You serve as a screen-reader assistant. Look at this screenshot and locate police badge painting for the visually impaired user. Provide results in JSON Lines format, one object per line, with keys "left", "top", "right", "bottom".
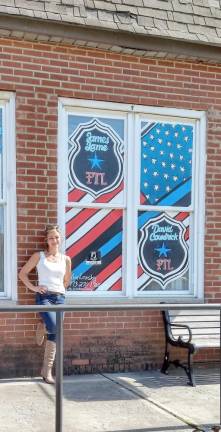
{"left": 138, "top": 213, "right": 189, "bottom": 289}
{"left": 68, "top": 118, "right": 124, "bottom": 202}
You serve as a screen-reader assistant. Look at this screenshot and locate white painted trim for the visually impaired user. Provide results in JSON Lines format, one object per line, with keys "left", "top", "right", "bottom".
{"left": 133, "top": 114, "right": 142, "bottom": 297}
{"left": 65, "top": 202, "right": 126, "bottom": 210}
{"left": 125, "top": 112, "right": 136, "bottom": 298}
{"left": 57, "top": 100, "right": 68, "bottom": 253}
{"left": 0, "top": 92, "right": 16, "bottom": 300}
{"left": 196, "top": 114, "right": 206, "bottom": 300}
{"left": 120, "top": 114, "right": 129, "bottom": 297}
{"left": 60, "top": 98, "right": 132, "bottom": 113}
{"left": 137, "top": 205, "right": 194, "bottom": 212}
{"left": 66, "top": 108, "right": 128, "bottom": 122}
{"left": 66, "top": 290, "right": 123, "bottom": 298}
{"left": 188, "top": 213, "right": 194, "bottom": 297}
{"left": 133, "top": 105, "right": 205, "bottom": 120}
{"left": 59, "top": 98, "right": 205, "bottom": 120}
{"left": 192, "top": 120, "right": 199, "bottom": 299}
{"left": 135, "top": 290, "right": 195, "bottom": 298}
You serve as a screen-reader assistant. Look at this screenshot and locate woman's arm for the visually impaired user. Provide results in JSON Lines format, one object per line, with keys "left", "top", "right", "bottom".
{"left": 64, "top": 255, "right": 72, "bottom": 289}
{"left": 19, "top": 252, "right": 47, "bottom": 294}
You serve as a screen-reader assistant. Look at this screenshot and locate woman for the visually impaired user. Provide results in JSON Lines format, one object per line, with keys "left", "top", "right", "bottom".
{"left": 19, "top": 224, "right": 71, "bottom": 384}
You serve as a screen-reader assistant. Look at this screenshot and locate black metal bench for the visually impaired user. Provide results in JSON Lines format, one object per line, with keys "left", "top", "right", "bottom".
{"left": 161, "top": 308, "right": 220, "bottom": 386}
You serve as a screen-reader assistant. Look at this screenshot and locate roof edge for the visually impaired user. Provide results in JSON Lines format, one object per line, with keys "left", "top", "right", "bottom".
{"left": 0, "top": 14, "right": 221, "bottom": 63}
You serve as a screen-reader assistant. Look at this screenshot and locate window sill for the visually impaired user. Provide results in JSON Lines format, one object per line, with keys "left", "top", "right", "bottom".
{"left": 65, "top": 296, "right": 204, "bottom": 306}
{"left": 0, "top": 298, "right": 17, "bottom": 306}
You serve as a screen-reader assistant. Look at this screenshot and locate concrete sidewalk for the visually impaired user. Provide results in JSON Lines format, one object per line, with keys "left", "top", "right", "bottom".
{"left": 0, "top": 367, "right": 219, "bottom": 432}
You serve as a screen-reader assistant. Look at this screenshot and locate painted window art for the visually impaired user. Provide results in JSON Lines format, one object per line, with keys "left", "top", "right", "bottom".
{"left": 0, "top": 109, "right": 3, "bottom": 292}
{"left": 66, "top": 114, "right": 125, "bottom": 293}
{"left": 68, "top": 115, "right": 124, "bottom": 205}
{"left": 66, "top": 207, "right": 123, "bottom": 292}
{"left": 137, "top": 211, "right": 190, "bottom": 292}
{"left": 137, "top": 119, "right": 194, "bottom": 293}
{"left": 59, "top": 100, "right": 205, "bottom": 299}
{"left": 0, "top": 108, "right": 2, "bottom": 200}
{"left": 140, "top": 122, "right": 193, "bottom": 207}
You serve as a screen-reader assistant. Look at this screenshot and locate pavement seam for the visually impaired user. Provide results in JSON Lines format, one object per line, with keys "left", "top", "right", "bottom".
{"left": 100, "top": 373, "right": 204, "bottom": 431}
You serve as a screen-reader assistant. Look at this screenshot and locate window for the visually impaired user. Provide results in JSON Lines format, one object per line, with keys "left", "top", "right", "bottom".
{"left": 58, "top": 100, "right": 206, "bottom": 300}
{"left": 0, "top": 93, "right": 16, "bottom": 299}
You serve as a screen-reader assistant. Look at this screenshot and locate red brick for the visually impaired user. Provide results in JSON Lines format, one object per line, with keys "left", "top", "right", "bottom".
{"left": 0, "top": 37, "right": 219, "bottom": 376}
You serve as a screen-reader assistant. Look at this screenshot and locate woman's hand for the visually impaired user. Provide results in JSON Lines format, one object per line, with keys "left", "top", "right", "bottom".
{"left": 35, "top": 285, "right": 48, "bottom": 294}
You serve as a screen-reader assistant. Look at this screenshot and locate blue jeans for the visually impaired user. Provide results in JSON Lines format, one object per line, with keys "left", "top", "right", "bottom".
{"left": 36, "top": 292, "right": 65, "bottom": 342}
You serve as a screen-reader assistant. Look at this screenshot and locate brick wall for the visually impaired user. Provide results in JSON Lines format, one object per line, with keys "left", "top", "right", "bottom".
{"left": 0, "top": 38, "right": 220, "bottom": 377}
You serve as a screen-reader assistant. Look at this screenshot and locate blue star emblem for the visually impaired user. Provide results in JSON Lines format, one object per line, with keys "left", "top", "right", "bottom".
{"left": 88, "top": 153, "right": 104, "bottom": 169}
{"left": 155, "top": 242, "right": 171, "bottom": 257}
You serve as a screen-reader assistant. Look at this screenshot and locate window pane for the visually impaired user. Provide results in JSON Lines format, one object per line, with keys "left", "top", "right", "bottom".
{"left": 0, "top": 207, "right": 4, "bottom": 292}
{"left": 65, "top": 207, "right": 123, "bottom": 292}
{"left": 68, "top": 115, "right": 125, "bottom": 205}
{"left": 0, "top": 108, "right": 2, "bottom": 200}
{"left": 137, "top": 211, "right": 190, "bottom": 292}
{"left": 140, "top": 121, "right": 193, "bottom": 207}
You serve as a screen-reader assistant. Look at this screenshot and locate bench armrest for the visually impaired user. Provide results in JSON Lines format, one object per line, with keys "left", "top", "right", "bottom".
{"left": 169, "top": 322, "right": 192, "bottom": 344}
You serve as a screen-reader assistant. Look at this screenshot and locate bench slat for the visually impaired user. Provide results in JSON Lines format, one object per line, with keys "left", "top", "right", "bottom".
{"left": 192, "top": 339, "right": 220, "bottom": 348}
{"left": 172, "top": 329, "right": 220, "bottom": 338}
{"left": 169, "top": 310, "right": 220, "bottom": 317}
{"left": 170, "top": 331, "right": 220, "bottom": 344}
{"left": 170, "top": 316, "right": 220, "bottom": 323}
{"left": 170, "top": 340, "right": 220, "bottom": 348}
{"left": 171, "top": 333, "right": 220, "bottom": 341}
{"left": 192, "top": 334, "right": 220, "bottom": 339}
{"left": 170, "top": 318, "right": 219, "bottom": 325}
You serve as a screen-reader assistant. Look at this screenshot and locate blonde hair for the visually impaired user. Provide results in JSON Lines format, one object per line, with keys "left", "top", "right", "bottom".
{"left": 45, "top": 224, "right": 61, "bottom": 250}
{"left": 45, "top": 224, "right": 61, "bottom": 236}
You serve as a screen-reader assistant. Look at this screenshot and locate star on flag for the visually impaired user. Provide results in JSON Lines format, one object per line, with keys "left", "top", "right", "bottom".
{"left": 140, "top": 122, "right": 193, "bottom": 205}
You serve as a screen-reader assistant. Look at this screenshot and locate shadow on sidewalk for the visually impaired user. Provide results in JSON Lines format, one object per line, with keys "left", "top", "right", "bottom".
{"left": 61, "top": 368, "right": 220, "bottom": 402}
{"left": 120, "top": 371, "right": 220, "bottom": 388}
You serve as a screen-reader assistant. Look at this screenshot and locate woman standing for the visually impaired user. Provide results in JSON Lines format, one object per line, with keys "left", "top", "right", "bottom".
{"left": 19, "top": 224, "right": 71, "bottom": 384}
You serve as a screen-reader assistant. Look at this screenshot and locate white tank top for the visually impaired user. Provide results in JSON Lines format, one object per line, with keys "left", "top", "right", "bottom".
{"left": 37, "top": 251, "right": 66, "bottom": 294}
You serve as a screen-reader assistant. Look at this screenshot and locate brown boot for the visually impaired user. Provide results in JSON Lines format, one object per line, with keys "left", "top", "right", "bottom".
{"left": 36, "top": 321, "right": 46, "bottom": 346}
{"left": 41, "top": 340, "right": 56, "bottom": 384}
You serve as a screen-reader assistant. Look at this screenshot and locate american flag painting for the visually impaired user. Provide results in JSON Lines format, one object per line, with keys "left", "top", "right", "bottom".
{"left": 140, "top": 121, "right": 193, "bottom": 207}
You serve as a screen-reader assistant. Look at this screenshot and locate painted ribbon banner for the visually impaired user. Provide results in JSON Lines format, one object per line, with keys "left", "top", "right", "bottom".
{"left": 138, "top": 213, "right": 189, "bottom": 289}
{"left": 68, "top": 117, "right": 124, "bottom": 203}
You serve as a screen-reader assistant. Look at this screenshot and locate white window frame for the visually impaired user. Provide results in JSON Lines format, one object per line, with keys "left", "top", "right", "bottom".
{"left": 0, "top": 92, "right": 16, "bottom": 300}
{"left": 58, "top": 99, "right": 206, "bottom": 301}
